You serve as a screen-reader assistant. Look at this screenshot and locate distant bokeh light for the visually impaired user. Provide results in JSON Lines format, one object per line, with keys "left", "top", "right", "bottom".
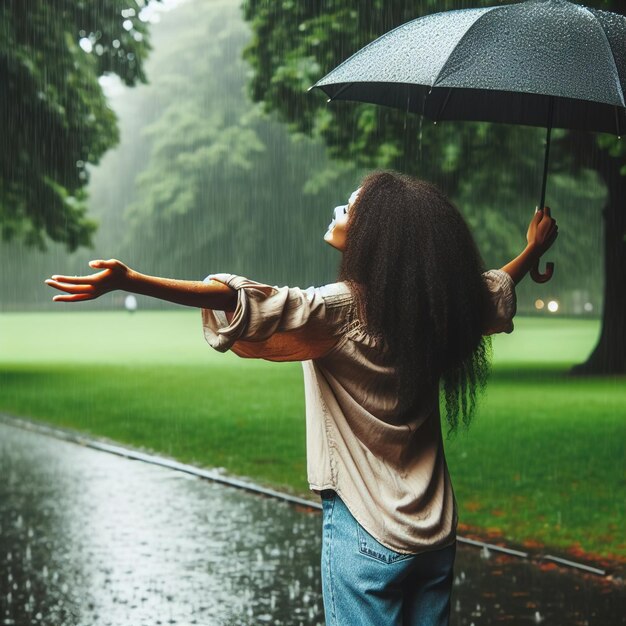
{"left": 124, "top": 294, "right": 138, "bottom": 313}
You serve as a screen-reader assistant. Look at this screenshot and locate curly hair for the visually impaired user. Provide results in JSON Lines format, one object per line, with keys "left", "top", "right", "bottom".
{"left": 337, "top": 170, "right": 495, "bottom": 436}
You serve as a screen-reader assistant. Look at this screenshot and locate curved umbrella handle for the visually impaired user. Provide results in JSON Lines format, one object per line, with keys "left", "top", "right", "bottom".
{"left": 530, "top": 257, "right": 554, "bottom": 283}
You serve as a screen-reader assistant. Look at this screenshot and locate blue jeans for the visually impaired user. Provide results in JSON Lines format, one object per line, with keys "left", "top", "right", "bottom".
{"left": 320, "top": 489, "right": 456, "bottom": 626}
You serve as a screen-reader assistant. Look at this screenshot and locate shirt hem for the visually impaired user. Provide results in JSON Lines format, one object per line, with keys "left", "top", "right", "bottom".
{"left": 309, "top": 482, "right": 457, "bottom": 556}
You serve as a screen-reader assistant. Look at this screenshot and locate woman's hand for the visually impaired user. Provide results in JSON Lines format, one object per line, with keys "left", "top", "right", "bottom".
{"left": 501, "top": 208, "right": 559, "bottom": 285}
{"left": 45, "top": 259, "right": 132, "bottom": 302}
{"left": 526, "top": 206, "right": 558, "bottom": 257}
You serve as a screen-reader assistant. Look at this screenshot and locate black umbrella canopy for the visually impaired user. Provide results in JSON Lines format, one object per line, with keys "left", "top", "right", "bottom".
{"left": 311, "top": 0, "right": 626, "bottom": 134}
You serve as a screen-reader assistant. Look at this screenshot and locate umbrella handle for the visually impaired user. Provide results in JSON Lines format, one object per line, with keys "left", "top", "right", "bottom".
{"left": 530, "top": 257, "right": 554, "bottom": 283}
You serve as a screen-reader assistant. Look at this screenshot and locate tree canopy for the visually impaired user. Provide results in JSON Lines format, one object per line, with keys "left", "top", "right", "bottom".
{"left": 0, "top": 0, "right": 161, "bottom": 251}
{"left": 242, "top": 0, "right": 624, "bottom": 176}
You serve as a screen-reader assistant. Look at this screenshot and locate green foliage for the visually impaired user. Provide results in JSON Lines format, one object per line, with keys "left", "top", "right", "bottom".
{"left": 118, "top": 0, "right": 361, "bottom": 287}
{"left": 0, "top": 0, "right": 608, "bottom": 308}
{"left": 0, "top": 0, "right": 161, "bottom": 250}
{"left": 0, "top": 0, "right": 370, "bottom": 309}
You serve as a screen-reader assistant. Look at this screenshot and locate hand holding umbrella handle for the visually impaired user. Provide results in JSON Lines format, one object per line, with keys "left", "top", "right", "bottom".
{"left": 526, "top": 207, "right": 558, "bottom": 283}
{"left": 530, "top": 258, "right": 554, "bottom": 283}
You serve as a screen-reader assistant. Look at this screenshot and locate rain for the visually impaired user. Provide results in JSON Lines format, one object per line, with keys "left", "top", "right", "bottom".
{"left": 0, "top": 0, "right": 624, "bottom": 624}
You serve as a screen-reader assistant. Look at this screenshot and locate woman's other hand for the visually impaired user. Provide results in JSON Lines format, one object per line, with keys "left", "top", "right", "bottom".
{"left": 45, "top": 259, "right": 131, "bottom": 302}
{"left": 526, "top": 207, "right": 558, "bottom": 257}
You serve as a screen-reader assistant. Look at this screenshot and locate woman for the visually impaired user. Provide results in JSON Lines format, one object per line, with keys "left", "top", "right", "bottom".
{"left": 45, "top": 170, "right": 558, "bottom": 626}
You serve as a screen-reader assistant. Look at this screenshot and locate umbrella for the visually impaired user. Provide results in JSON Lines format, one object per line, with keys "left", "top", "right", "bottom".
{"left": 309, "top": 0, "right": 626, "bottom": 283}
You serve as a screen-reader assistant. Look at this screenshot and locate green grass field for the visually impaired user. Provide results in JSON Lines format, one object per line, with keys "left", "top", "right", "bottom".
{"left": 0, "top": 310, "right": 624, "bottom": 563}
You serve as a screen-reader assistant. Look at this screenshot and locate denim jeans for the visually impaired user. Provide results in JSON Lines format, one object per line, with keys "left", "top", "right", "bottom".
{"left": 320, "top": 489, "right": 456, "bottom": 626}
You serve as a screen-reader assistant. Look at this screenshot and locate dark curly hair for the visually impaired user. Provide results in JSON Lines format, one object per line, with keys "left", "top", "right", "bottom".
{"left": 338, "top": 170, "right": 495, "bottom": 436}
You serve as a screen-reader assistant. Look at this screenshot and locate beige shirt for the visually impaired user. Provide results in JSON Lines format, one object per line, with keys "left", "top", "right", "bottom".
{"left": 201, "top": 269, "right": 517, "bottom": 554}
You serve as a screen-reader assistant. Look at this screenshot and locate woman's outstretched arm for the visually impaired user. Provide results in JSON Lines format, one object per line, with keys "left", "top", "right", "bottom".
{"left": 500, "top": 206, "right": 558, "bottom": 285}
{"left": 45, "top": 259, "right": 238, "bottom": 311}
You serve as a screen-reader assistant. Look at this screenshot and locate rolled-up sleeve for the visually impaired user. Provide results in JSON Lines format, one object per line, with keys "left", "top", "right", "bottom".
{"left": 481, "top": 269, "right": 517, "bottom": 335}
{"left": 201, "top": 273, "right": 351, "bottom": 362}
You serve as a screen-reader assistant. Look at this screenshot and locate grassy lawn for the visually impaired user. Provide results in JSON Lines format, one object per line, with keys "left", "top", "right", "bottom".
{"left": 0, "top": 310, "right": 624, "bottom": 563}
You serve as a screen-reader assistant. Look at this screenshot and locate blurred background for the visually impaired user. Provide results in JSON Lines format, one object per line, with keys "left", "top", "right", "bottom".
{"left": 0, "top": 0, "right": 610, "bottom": 317}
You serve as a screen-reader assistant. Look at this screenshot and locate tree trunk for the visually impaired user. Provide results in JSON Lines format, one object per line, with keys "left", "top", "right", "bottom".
{"left": 569, "top": 140, "right": 626, "bottom": 376}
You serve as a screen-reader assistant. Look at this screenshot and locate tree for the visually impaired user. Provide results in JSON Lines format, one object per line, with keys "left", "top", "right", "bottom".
{"left": 242, "top": 0, "right": 626, "bottom": 375}
{"left": 0, "top": 0, "right": 161, "bottom": 251}
{"left": 111, "top": 0, "right": 362, "bottom": 289}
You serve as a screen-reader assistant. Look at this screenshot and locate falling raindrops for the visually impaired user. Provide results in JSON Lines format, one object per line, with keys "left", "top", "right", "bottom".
{"left": 0, "top": 1, "right": 624, "bottom": 626}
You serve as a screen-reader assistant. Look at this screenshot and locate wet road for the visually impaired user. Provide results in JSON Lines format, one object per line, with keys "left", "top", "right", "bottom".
{"left": 0, "top": 421, "right": 623, "bottom": 626}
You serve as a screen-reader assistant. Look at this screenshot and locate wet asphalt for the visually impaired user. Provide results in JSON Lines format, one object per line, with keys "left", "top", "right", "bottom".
{"left": 0, "top": 421, "right": 623, "bottom": 626}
